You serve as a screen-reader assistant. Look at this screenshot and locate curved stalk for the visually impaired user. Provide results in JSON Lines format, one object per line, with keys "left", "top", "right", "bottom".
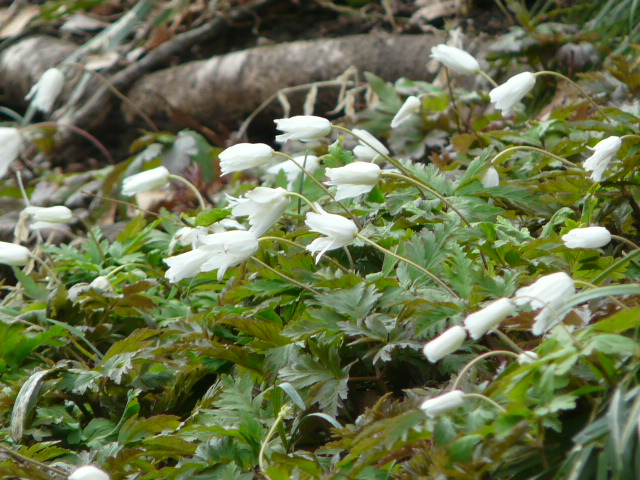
{"left": 251, "top": 256, "right": 320, "bottom": 295}
{"left": 258, "top": 405, "right": 292, "bottom": 476}
{"left": 464, "top": 393, "right": 507, "bottom": 412}
{"left": 593, "top": 249, "right": 640, "bottom": 285}
{"left": 167, "top": 174, "right": 207, "bottom": 210}
{"left": 478, "top": 69, "right": 499, "bottom": 87}
{"left": 491, "top": 145, "right": 579, "bottom": 169}
{"left": 452, "top": 350, "right": 520, "bottom": 390}
{"left": 534, "top": 71, "right": 611, "bottom": 123}
{"left": 356, "top": 233, "right": 459, "bottom": 298}
{"left": 259, "top": 235, "right": 350, "bottom": 273}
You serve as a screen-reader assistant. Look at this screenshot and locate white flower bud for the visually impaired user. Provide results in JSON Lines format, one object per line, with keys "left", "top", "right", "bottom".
{"left": 430, "top": 44, "right": 480, "bottom": 75}
{"left": 352, "top": 129, "right": 389, "bottom": 161}
{"left": 464, "top": 298, "right": 516, "bottom": 340}
{"left": 0, "top": 127, "right": 24, "bottom": 178}
{"left": 562, "top": 226, "right": 611, "bottom": 249}
{"left": 517, "top": 351, "right": 539, "bottom": 365}
{"left": 481, "top": 167, "right": 500, "bottom": 188}
{"left": 121, "top": 166, "right": 170, "bottom": 196}
{"left": 420, "top": 390, "right": 465, "bottom": 417}
{"left": 68, "top": 465, "right": 110, "bottom": 480}
{"left": 583, "top": 136, "right": 621, "bottom": 182}
{"left": 26, "top": 68, "right": 65, "bottom": 114}
{"left": 274, "top": 115, "right": 332, "bottom": 143}
{"left": 423, "top": 325, "right": 467, "bottom": 363}
{"left": 0, "top": 241, "right": 31, "bottom": 266}
{"left": 304, "top": 204, "right": 358, "bottom": 263}
{"left": 325, "top": 162, "right": 381, "bottom": 200}
{"left": 489, "top": 72, "right": 536, "bottom": 115}
{"left": 391, "top": 96, "right": 421, "bottom": 129}
{"left": 219, "top": 143, "right": 274, "bottom": 175}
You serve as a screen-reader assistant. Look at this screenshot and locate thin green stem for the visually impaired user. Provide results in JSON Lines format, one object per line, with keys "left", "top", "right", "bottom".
{"left": 478, "top": 69, "right": 499, "bottom": 88}
{"left": 573, "top": 280, "right": 628, "bottom": 310}
{"left": 621, "top": 134, "right": 640, "bottom": 143}
{"left": 490, "top": 327, "right": 525, "bottom": 353}
{"left": 0, "top": 444, "right": 66, "bottom": 477}
{"left": 259, "top": 236, "right": 350, "bottom": 273}
{"left": 381, "top": 171, "right": 488, "bottom": 270}
{"left": 274, "top": 151, "right": 362, "bottom": 228}
{"left": 534, "top": 71, "right": 611, "bottom": 123}
{"left": 492, "top": 145, "right": 579, "bottom": 169}
{"left": 103, "top": 263, "right": 149, "bottom": 280}
{"left": 332, "top": 125, "right": 413, "bottom": 177}
{"left": 593, "top": 249, "right": 640, "bottom": 285}
{"left": 464, "top": 393, "right": 507, "bottom": 412}
{"left": 356, "top": 233, "right": 459, "bottom": 298}
{"left": 168, "top": 174, "right": 207, "bottom": 210}
{"left": 611, "top": 234, "right": 640, "bottom": 251}
{"left": 285, "top": 191, "right": 318, "bottom": 211}
{"left": 452, "top": 350, "right": 520, "bottom": 390}
{"left": 259, "top": 405, "right": 292, "bottom": 476}
{"left": 251, "top": 256, "right": 320, "bottom": 295}
{"left": 29, "top": 254, "right": 61, "bottom": 286}
{"left": 444, "top": 68, "right": 462, "bottom": 132}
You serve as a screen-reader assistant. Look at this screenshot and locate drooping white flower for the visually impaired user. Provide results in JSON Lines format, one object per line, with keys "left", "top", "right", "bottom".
{"left": 352, "top": 129, "right": 389, "bottom": 161}
{"left": 562, "top": 226, "right": 611, "bottom": 249}
{"left": 227, "top": 186, "right": 289, "bottom": 236}
{"left": 169, "top": 226, "right": 209, "bottom": 253}
{"left": 304, "top": 204, "right": 358, "bottom": 263}
{"left": 219, "top": 143, "right": 274, "bottom": 175}
{"left": 391, "top": 96, "right": 421, "bottom": 128}
{"left": 164, "top": 230, "right": 259, "bottom": 282}
{"left": 430, "top": 44, "right": 480, "bottom": 75}
{"left": 515, "top": 272, "right": 575, "bottom": 335}
{"left": 25, "top": 68, "right": 65, "bottom": 114}
{"left": 0, "top": 241, "right": 31, "bottom": 266}
{"left": 325, "top": 162, "right": 381, "bottom": 200}
{"left": 464, "top": 298, "right": 516, "bottom": 340}
{"left": 583, "top": 136, "right": 621, "bottom": 182}
{"left": 23, "top": 205, "right": 73, "bottom": 230}
{"left": 274, "top": 115, "right": 332, "bottom": 143}
{"left": 517, "top": 351, "right": 539, "bottom": 365}
{"left": 68, "top": 465, "right": 110, "bottom": 480}
{"left": 0, "top": 127, "right": 24, "bottom": 178}
{"left": 267, "top": 154, "right": 320, "bottom": 188}
{"left": 420, "top": 390, "right": 465, "bottom": 417}
{"left": 121, "top": 166, "right": 170, "bottom": 196}
{"left": 489, "top": 72, "right": 536, "bottom": 115}
{"left": 423, "top": 325, "right": 467, "bottom": 363}
{"left": 481, "top": 167, "right": 500, "bottom": 188}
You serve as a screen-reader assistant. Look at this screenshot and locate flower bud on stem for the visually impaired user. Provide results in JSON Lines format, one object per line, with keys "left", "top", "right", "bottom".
{"left": 259, "top": 405, "right": 292, "bottom": 477}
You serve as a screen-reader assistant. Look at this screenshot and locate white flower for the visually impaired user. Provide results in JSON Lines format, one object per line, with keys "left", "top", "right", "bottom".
{"left": 430, "top": 44, "right": 480, "bottom": 75}
{"left": 0, "top": 127, "right": 24, "bottom": 178}
{"left": 304, "top": 204, "right": 358, "bottom": 263}
{"left": 489, "top": 72, "right": 536, "bottom": 115}
{"left": 517, "top": 351, "right": 539, "bottom": 365}
{"left": 274, "top": 115, "right": 332, "bottom": 143}
{"left": 219, "top": 143, "right": 274, "bottom": 175}
{"left": 515, "top": 272, "right": 575, "bottom": 335}
{"left": 68, "top": 276, "right": 113, "bottom": 302}
{"left": 267, "top": 154, "right": 320, "bottom": 188}
{"left": 227, "top": 186, "right": 289, "bottom": 236}
{"left": 0, "top": 241, "right": 31, "bottom": 266}
{"left": 24, "top": 205, "right": 73, "bottom": 229}
{"left": 562, "top": 226, "right": 611, "bottom": 249}
{"left": 68, "top": 465, "right": 110, "bottom": 480}
{"left": 325, "top": 162, "right": 381, "bottom": 200}
{"left": 25, "top": 68, "right": 65, "bottom": 114}
{"left": 481, "top": 167, "right": 500, "bottom": 188}
{"left": 420, "top": 390, "right": 465, "bottom": 417}
{"left": 352, "top": 129, "right": 389, "bottom": 161}
{"left": 391, "top": 96, "right": 421, "bottom": 128}
{"left": 583, "top": 136, "right": 621, "bottom": 182}
{"left": 169, "top": 226, "right": 209, "bottom": 252}
{"left": 164, "top": 230, "right": 259, "bottom": 282}
{"left": 464, "top": 298, "right": 516, "bottom": 340}
{"left": 121, "top": 166, "right": 170, "bottom": 196}
{"left": 423, "top": 325, "right": 467, "bottom": 363}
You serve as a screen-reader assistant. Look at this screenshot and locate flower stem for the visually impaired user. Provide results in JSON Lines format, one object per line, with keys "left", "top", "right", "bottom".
{"left": 259, "top": 405, "right": 292, "bottom": 476}
{"left": 381, "top": 171, "right": 488, "bottom": 270}
{"left": 593, "top": 249, "right": 640, "bottom": 285}
{"left": 464, "top": 393, "right": 507, "bottom": 412}
{"left": 274, "top": 152, "right": 361, "bottom": 228}
{"left": 331, "top": 125, "right": 413, "bottom": 177}
{"left": 259, "top": 236, "right": 350, "bottom": 273}
{"left": 490, "top": 327, "right": 525, "bottom": 353}
{"left": 621, "top": 134, "right": 640, "bottom": 143}
{"left": 478, "top": 69, "right": 499, "bottom": 88}
{"left": 250, "top": 256, "right": 320, "bottom": 295}
{"left": 285, "top": 191, "right": 318, "bottom": 211}
{"left": 611, "top": 234, "right": 640, "bottom": 251}
{"left": 491, "top": 145, "right": 579, "bottom": 169}
{"left": 452, "top": 350, "right": 520, "bottom": 390}
{"left": 533, "top": 71, "right": 611, "bottom": 123}
{"left": 356, "top": 233, "right": 459, "bottom": 298}
{"left": 167, "top": 174, "right": 207, "bottom": 210}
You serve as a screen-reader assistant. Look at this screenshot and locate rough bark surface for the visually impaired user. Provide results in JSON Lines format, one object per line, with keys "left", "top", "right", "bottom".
{"left": 125, "top": 33, "right": 444, "bottom": 132}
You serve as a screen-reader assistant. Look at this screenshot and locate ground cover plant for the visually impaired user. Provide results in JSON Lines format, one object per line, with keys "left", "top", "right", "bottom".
{"left": 1, "top": 1, "right": 640, "bottom": 479}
